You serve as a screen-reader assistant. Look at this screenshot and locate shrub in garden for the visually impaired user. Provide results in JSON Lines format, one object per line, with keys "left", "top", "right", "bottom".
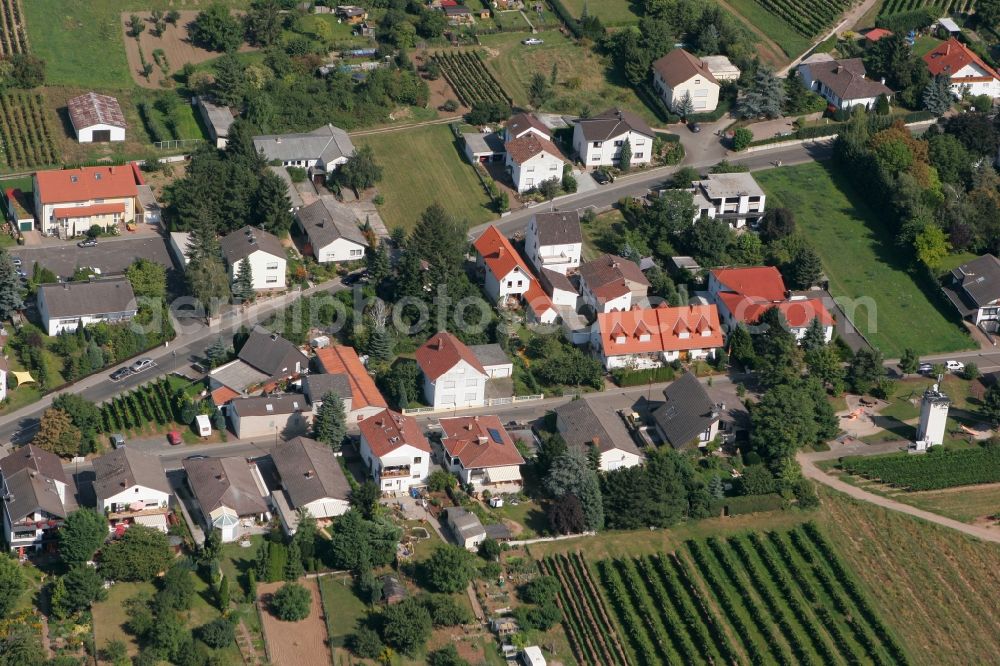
{"left": 269, "top": 582, "right": 311, "bottom": 621}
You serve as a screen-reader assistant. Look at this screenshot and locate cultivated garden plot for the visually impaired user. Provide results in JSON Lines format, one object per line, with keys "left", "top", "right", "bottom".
{"left": 433, "top": 51, "right": 512, "bottom": 109}
{"left": 0, "top": 0, "right": 27, "bottom": 57}
{"left": 880, "top": 0, "right": 977, "bottom": 16}
{"left": 0, "top": 92, "right": 58, "bottom": 169}
{"left": 546, "top": 525, "right": 909, "bottom": 666}
{"left": 749, "top": 0, "right": 852, "bottom": 38}
{"left": 257, "top": 579, "right": 331, "bottom": 666}
{"left": 840, "top": 446, "right": 1000, "bottom": 491}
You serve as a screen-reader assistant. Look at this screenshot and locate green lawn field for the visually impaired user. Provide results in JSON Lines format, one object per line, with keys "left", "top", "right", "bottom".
{"left": 478, "top": 31, "right": 661, "bottom": 126}
{"left": 561, "top": 0, "right": 642, "bottom": 25}
{"left": 357, "top": 123, "right": 494, "bottom": 231}
{"left": 757, "top": 162, "right": 972, "bottom": 357}
{"left": 721, "top": 0, "right": 813, "bottom": 57}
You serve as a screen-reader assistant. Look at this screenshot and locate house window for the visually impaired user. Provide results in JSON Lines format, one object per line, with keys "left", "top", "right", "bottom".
{"left": 414, "top": 457, "right": 422, "bottom": 464}
{"left": 635, "top": 153, "right": 644, "bottom": 159}
{"left": 466, "top": 379, "right": 478, "bottom": 387}
{"left": 350, "top": 249, "right": 363, "bottom": 257}
{"left": 635, "top": 139, "right": 645, "bottom": 146}
{"left": 614, "top": 140, "right": 623, "bottom": 147}
{"left": 265, "top": 276, "right": 278, "bottom": 284}
{"left": 549, "top": 164, "right": 558, "bottom": 170}
{"left": 592, "top": 141, "right": 602, "bottom": 148}
{"left": 527, "top": 166, "right": 535, "bottom": 172}
{"left": 591, "top": 154, "right": 601, "bottom": 161}
{"left": 442, "top": 380, "right": 456, "bottom": 389}
{"left": 506, "top": 280, "right": 513, "bottom": 288}
{"left": 464, "top": 392, "right": 478, "bottom": 402}
{"left": 516, "top": 280, "right": 523, "bottom": 287}
{"left": 266, "top": 262, "right": 279, "bottom": 270}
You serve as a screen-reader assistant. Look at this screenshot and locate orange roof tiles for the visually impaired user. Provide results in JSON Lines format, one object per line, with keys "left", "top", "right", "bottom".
{"left": 358, "top": 409, "right": 430, "bottom": 457}
{"left": 711, "top": 266, "right": 787, "bottom": 302}
{"left": 924, "top": 38, "right": 1000, "bottom": 80}
{"left": 53, "top": 203, "right": 125, "bottom": 219}
{"left": 523, "top": 280, "right": 555, "bottom": 317}
{"left": 440, "top": 415, "right": 525, "bottom": 469}
{"left": 210, "top": 386, "right": 240, "bottom": 406}
{"left": 315, "top": 345, "right": 387, "bottom": 410}
{"left": 504, "top": 133, "right": 565, "bottom": 165}
{"left": 35, "top": 166, "right": 138, "bottom": 205}
{"left": 596, "top": 304, "right": 724, "bottom": 356}
{"left": 415, "top": 331, "right": 486, "bottom": 382}
{"left": 474, "top": 225, "right": 533, "bottom": 283}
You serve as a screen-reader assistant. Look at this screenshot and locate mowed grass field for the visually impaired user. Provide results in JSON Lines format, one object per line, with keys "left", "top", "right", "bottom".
{"left": 821, "top": 489, "right": 1000, "bottom": 664}
{"left": 888, "top": 484, "right": 1000, "bottom": 523}
{"left": 720, "top": 0, "right": 812, "bottom": 56}
{"left": 356, "top": 123, "right": 494, "bottom": 231}
{"left": 561, "top": 0, "right": 642, "bottom": 24}
{"left": 478, "top": 31, "right": 660, "bottom": 126}
{"left": 757, "top": 163, "right": 972, "bottom": 357}
{"left": 24, "top": 0, "right": 251, "bottom": 89}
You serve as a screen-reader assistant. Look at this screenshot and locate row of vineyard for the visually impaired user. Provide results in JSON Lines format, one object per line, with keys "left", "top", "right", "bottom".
{"left": 840, "top": 445, "right": 1000, "bottom": 490}
{"left": 540, "top": 553, "right": 629, "bottom": 666}
{"left": 0, "top": 92, "right": 59, "bottom": 169}
{"left": 433, "top": 51, "right": 511, "bottom": 107}
{"left": 752, "top": 0, "right": 852, "bottom": 36}
{"left": 580, "top": 524, "right": 909, "bottom": 665}
{"left": 98, "top": 378, "right": 180, "bottom": 434}
{"left": 880, "top": 0, "right": 976, "bottom": 16}
{"left": 0, "top": 0, "right": 27, "bottom": 57}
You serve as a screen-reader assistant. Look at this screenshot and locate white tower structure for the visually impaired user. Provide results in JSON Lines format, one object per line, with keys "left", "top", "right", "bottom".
{"left": 915, "top": 379, "right": 950, "bottom": 449}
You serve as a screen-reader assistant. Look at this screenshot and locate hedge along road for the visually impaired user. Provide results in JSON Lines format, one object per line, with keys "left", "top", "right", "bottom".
{"left": 798, "top": 448, "right": 1000, "bottom": 544}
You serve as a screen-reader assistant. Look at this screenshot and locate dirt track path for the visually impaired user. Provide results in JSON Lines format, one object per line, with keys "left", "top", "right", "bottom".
{"left": 798, "top": 450, "right": 1000, "bottom": 544}
{"left": 713, "top": 0, "right": 788, "bottom": 67}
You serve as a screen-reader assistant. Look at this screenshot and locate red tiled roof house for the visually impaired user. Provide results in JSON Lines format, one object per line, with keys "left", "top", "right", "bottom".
{"left": 358, "top": 409, "right": 431, "bottom": 493}
{"left": 415, "top": 331, "right": 490, "bottom": 409}
{"left": 708, "top": 266, "right": 834, "bottom": 342}
{"left": 33, "top": 165, "right": 139, "bottom": 239}
{"left": 591, "top": 304, "right": 724, "bottom": 370}
{"left": 924, "top": 37, "right": 1000, "bottom": 99}
{"left": 439, "top": 416, "right": 525, "bottom": 490}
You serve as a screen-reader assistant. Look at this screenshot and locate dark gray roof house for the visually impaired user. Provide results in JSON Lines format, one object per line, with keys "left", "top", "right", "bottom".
{"left": 554, "top": 396, "right": 641, "bottom": 457}
{"left": 183, "top": 456, "right": 269, "bottom": 517}
{"left": 273, "top": 436, "right": 351, "bottom": 509}
{"left": 219, "top": 226, "right": 286, "bottom": 266}
{"left": 575, "top": 108, "right": 655, "bottom": 142}
{"left": 92, "top": 447, "right": 171, "bottom": 502}
{"left": 253, "top": 124, "right": 355, "bottom": 173}
{"left": 943, "top": 254, "right": 1000, "bottom": 321}
{"left": 0, "top": 445, "right": 73, "bottom": 523}
{"left": 532, "top": 211, "right": 583, "bottom": 246}
{"left": 296, "top": 197, "right": 370, "bottom": 253}
{"left": 653, "top": 372, "right": 720, "bottom": 449}
{"left": 302, "top": 373, "right": 353, "bottom": 406}
{"left": 37, "top": 278, "right": 137, "bottom": 323}
{"left": 238, "top": 327, "right": 309, "bottom": 381}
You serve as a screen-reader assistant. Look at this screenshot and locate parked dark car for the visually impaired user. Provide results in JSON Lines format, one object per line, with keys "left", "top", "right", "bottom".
{"left": 109, "top": 367, "right": 132, "bottom": 381}
{"left": 593, "top": 170, "right": 613, "bottom": 185}
{"left": 77, "top": 238, "right": 97, "bottom": 248}
{"left": 688, "top": 122, "right": 702, "bottom": 133}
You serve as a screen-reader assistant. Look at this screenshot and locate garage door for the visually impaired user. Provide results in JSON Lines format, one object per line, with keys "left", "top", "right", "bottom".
{"left": 92, "top": 130, "right": 111, "bottom": 142}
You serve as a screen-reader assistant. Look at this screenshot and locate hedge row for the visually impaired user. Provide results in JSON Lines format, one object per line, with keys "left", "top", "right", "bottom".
{"left": 710, "top": 493, "right": 787, "bottom": 516}
{"left": 611, "top": 365, "right": 677, "bottom": 387}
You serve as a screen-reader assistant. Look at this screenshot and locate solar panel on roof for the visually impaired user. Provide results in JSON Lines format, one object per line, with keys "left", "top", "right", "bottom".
{"left": 488, "top": 428, "right": 503, "bottom": 444}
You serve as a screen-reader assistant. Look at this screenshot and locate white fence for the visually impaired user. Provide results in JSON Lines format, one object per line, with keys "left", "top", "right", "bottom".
{"left": 402, "top": 394, "right": 544, "bottom": 415}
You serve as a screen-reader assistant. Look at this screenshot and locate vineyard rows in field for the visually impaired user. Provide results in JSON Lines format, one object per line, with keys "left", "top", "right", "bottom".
{"left": 840, "top": 445, "right": 1000, "bottom": 490}
{"left": 433, "top": 51, "right": 511, "bottom": 107}
{"left": 0, "top": 92, "right": 58, "bottom": 169}
{"left": 880, "top": 0, "right": 976, "bottom": 15}
{"left": 752, "top": 0, "right": 852, "bottom": 36}
{"left": 0, "top": 0, "right": 27, "bottom": 57}
{"left": 546, "top": 524, "right": 909, "bottom": 665}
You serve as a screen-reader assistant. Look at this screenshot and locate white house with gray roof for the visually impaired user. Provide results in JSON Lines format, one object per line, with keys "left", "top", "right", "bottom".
{"left": 1, "top": 445, "right": 75, "bottom": 552}
{"left": 37, "top": 278, "right": 138, "bottom": 336}
{"left": 943, "top": 253, "right": 1000, "bottom": 332}
{"left": 253, "top": 124, "right": 355, "bottom": 178}
{"left": 228, "top": 394, "right": 312, "bottom": 439}
{"left": 524, "top": 211, "right": 583, "bottom": 275}
{"left": 571, "top": 108, "right": 655, "bottom": 168}
{"left": 690, "top": 172, "right": 766, "bottom": 228}
{"left": 554, "top": 396, "right": 643, "bottom": 471}
{"left": 296, "top": 196, "right": 369, "bottom": 263}
{"left": 183, "top": 456, "right": 269, "bottom": 542}
{"left": 219, "top": 226, "right": 287, "bottom": 291}
{"left": 271, "top": 436, "right": 350, "bottom": 534}
{"left": 92, "top": 447, "right": 172, "bottom": 533}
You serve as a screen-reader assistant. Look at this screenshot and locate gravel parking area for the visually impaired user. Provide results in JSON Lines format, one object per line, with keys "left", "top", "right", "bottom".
{"left": 11, "top": 236, "right": 176, "bottom": 280}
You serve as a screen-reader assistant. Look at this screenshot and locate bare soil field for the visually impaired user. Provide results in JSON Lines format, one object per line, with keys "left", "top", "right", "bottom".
{"left": 257, "top": 579, "right": 330, "bottom": 666}
{"left": 121, "top": 10, "right": 255, "bottom": 88}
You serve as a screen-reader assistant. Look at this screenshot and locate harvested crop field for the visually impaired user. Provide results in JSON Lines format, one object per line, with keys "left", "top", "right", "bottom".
{"left": 257, "top": 579, "right": 330, "bottom": 666}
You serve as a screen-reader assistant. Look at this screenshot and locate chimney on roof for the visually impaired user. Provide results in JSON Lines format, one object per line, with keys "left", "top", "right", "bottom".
{"left": 304, "top": 470, "right": 314, "bottom": 479}
{"left": 880, "top": 77, "right": 886, "bottom": 85}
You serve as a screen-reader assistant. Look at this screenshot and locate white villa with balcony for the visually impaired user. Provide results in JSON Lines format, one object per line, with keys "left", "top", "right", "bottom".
{"left": 691, "top": 173, "right": 766, "bottom": 228}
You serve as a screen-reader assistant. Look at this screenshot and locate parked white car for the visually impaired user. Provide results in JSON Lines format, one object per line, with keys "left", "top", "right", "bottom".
{"left": 945, "top": 360, "right": 965, "bottom": 373}
{"left": 522, "top": 38, "right": 544, "bottom": 45}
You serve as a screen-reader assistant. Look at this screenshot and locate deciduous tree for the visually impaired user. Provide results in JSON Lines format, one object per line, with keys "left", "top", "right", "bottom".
{"left": 191, "top": 2, "right": 244, "bottom": 52}
{"left": 98, "top": 525, "right": 172, "bottom": 582}
{"left": 424, "top": 544, "right": 476, "bottom": 593}
{"left": 0, "top": 554, "right": 25, "bottom": 618}
{"left": 270, "top": 582, "right": 311, "bottom": 621}
{"left": 0, "top": 250, "right": 24, "bottom": 320}
{"left": 544, "top": 449, "right": 603, "bottom": 531}
{"left": 59, "top": 509, "right": 108, "bottom": 566}
{"left": 32, "top": 408, "right": 81, "bottom": 458}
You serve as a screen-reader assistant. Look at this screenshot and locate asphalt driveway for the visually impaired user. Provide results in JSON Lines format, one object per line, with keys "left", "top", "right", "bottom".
{"left": 11, "top": 235, "right": 176, "bottom": 280}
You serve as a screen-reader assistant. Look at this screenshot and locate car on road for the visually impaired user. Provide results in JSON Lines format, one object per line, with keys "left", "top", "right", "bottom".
{"left": 130, "top": 358, "right": 154, "bottom": 373}
{"left": 110, "top": 434, "right": 126, "bottom": 449}
{"left": 945, "top": 360, "right": 965, "bottom": 373}
{"left": 184, "top": 455, "right": 208, "bottom": 461}
{"left": 688, "top": 122, "right": 702, "bottom": 133}
{"left": 11, "top": 257, "right": 21, "bottom": 267}
{"left": 592, "top": 170, "right": 614, "bottom": 185}
{"left": 109, "top": 367, "right": 133, "bottom": 381}
{"left": 167, "top": 431, "right": 183, "bottom": 446}
{"left": 917, "top": 363, "right": 933, "bottom": 375}
{"left": 77, "top": 238, "right": 98, "bottom": 248}
{"left": 522, "top": 38, "right": 544, "bottom": 45}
